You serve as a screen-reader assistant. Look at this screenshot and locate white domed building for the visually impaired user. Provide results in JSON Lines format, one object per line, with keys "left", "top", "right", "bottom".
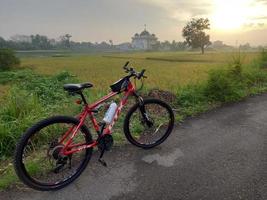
{"left": 131, "top": 29, "right": 158, "bottom": 50}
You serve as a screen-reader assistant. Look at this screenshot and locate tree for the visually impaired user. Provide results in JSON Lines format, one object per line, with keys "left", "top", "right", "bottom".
{"left": 59, "top": 34, "right": 72, "bottom": 48}
{"left": 0, "top": 37, "right": 7, "bottom": 48}
{"left": 239, "top": 43, "right": 251, "bottom": 51}
{"left": 170, "top": 40, "right": 187, "bottom": 51}
{"left": 161, "top": 40, "right": 172, "bottom": 51}
{"left": 109, "top": 40, "right": 113, "bottom": 46}
{"left": 30, "top": 34, "right": 52, "bottom": 49}
{"left": 182, "top": 18, "right": 211, "bottom": 54}
{"left": 10, "top": 34, "right": 31, "bottom": 43}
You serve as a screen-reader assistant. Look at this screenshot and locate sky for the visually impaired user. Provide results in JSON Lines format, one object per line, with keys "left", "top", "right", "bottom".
{"left": 0, "top": 0, "right": 267, "bottom": 46}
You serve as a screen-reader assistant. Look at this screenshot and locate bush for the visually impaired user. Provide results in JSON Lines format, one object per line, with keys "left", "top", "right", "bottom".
{"left": 204, "top": 52, "right": 247, "bottom": 102}
{"left": 176, "top": 84, "right": 209, "bottom": 116}
{"left": 0, "top": 69, "right": 35, "bottom": 84}
{"left": 204, "top": 68, "right": 247, "bottom": 102}
{"left": 18, "top": 70, "right": 76, "bottom": 105}
{"left": 229, "top": 51, "right": 244, "bottom": 76}
{"left": 260, "top": 49, "right": 267, "bottom": 68}
{"left": 0, "top": 49, "right": 20, "bottom": 70}
{"left": 243, "top": 66, "right": 267, "bottom": 87}
{"left": 0, "top": 69, "right": 77, "bottom": 105}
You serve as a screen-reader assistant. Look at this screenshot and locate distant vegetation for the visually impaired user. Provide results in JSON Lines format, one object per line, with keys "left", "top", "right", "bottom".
{"left": 1, "top": 32, "right": 264, "bottom": 53}
{"left": 0, "top": 34, "right": 188, "bottom": 52}
{"left": 0, "top": 34, "right": 115, "bottom": 51}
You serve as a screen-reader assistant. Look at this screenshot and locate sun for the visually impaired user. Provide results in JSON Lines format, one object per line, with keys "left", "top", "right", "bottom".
{"left": 211, "top": 0, "right": 252, "bottom": 31}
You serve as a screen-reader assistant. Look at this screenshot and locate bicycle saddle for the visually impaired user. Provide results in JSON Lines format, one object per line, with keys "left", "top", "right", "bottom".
{"left": 63, "top": 82, "right": 93, "bottom": 92}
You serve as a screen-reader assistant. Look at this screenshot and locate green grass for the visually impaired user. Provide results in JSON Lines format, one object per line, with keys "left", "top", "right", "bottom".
{"left": 0, "top": 164, "right": 18, "bottom": 190}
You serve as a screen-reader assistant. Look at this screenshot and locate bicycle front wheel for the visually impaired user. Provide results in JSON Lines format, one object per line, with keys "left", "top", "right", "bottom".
{"left": 14, "top": 116, "right": 93, "bottom": 191}
{"left": 123, "top": 98, "right": 174, "bottom": 149}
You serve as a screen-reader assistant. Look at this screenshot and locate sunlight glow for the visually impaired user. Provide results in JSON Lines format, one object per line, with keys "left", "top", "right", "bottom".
{"left": 211, "top": 0, "right": 260, "bottom": 31}
{"left": 212, "top": 0, "right": 250, "bottom": 31}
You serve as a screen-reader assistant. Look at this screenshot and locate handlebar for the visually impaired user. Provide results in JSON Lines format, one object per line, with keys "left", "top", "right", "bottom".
{"left": 123, "top": 61, "right": 147, "bottom": 80}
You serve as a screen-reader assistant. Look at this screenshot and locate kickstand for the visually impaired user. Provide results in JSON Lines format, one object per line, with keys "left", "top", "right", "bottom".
{"left": 98, "top": 148, "right": 107, "bottom": 167}
{"left": 97, "top": 124, "right": 108, "bottom": 167}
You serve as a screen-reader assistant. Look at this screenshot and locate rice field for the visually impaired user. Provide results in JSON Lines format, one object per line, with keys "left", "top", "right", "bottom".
{"left": 20, "top": 51, "right": 260, "bottom": 94}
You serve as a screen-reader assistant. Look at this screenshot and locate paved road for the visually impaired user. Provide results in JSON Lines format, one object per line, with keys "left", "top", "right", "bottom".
{"left": 1, "top": 94, "right": 267, "bottom": 200}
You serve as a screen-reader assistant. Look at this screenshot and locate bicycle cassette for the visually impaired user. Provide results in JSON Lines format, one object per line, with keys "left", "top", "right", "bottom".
{"left": 98, "top": 134, "right": 113, "bottom": 151}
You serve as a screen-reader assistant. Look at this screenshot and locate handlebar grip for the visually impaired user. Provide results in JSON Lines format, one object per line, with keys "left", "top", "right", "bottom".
{"left": 123, "top": 61, "right": 129, "bottom": 68}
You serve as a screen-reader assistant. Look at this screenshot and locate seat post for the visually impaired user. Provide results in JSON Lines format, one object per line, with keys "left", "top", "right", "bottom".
{"left": 79, "top": 92, "right": 88, "bottom": 105}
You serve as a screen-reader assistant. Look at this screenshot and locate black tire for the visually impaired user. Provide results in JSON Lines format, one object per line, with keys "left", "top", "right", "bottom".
{"left": 14, "top": 116, "right": 93, "bottom": 191}
{"left": 124, "top": 98, "right": 174, "bottom": 149}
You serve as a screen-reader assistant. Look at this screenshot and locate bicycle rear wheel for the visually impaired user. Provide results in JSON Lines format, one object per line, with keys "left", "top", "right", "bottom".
{"left": 14, "top": 116, "right": 92, "bottom": 191}
{"left": 124, "top": 98, "right": 174, "bottom": 149}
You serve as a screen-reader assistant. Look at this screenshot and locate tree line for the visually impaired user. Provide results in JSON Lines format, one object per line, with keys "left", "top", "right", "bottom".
{"left": 0, "top": 33, "right": 189, "bottom": 52}
{"left": 0, "top": 34, "right": 86, "bottom": 50}
{"left": 0, "top": 18, "right": 261, "bottom": 54}
{"left": 0, "top": 34, "right": 120, "bottom": 51}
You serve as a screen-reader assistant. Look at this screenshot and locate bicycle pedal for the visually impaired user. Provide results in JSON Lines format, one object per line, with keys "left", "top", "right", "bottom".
{"left": 98, "top": 159, "right": 107, "bottom": 167}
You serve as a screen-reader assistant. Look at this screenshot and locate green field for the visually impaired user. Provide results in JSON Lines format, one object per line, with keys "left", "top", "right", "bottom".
{"left": 20, "top": 51, "right": 260, "bottom": 93}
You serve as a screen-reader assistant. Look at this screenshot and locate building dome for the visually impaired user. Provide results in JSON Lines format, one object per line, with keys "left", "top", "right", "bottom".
{"left": 140, "top": 30, "right": 150, "bottom": 36}
{"left": 131, "top": 27, "right": 158, "bottom": 50}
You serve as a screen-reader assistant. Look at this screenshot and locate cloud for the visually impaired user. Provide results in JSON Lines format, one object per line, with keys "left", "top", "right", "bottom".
{"left": 243, "top": 22, "right": 265, "bottom": 28}
{"left": 137, "top": 0, "right": 213, "bottom": 23}
{"left": 243, "top": 23, "right": 255, "bottom": 28}
{"left": 212, "top": 27, "right": 267, "bottom": 46}
{"left": 255, "top": 0, "right": 267, "bottom": 4}
{"left": 250, "top": 16, "right": 267, "bottom": 20}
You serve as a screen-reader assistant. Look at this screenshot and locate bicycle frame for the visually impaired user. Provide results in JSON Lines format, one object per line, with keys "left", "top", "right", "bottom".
{"left": 61, "top": 81, "right": 136, "bottom": 156}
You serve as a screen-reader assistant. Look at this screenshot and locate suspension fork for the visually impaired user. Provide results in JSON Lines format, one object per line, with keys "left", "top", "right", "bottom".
{"left": 133, "top": 92, "right": 153, "bottom": 127}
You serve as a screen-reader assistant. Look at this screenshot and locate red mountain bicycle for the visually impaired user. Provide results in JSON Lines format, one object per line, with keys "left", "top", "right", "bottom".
{"left": 14, "top": 62, "right": 174, "bottom": 191}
